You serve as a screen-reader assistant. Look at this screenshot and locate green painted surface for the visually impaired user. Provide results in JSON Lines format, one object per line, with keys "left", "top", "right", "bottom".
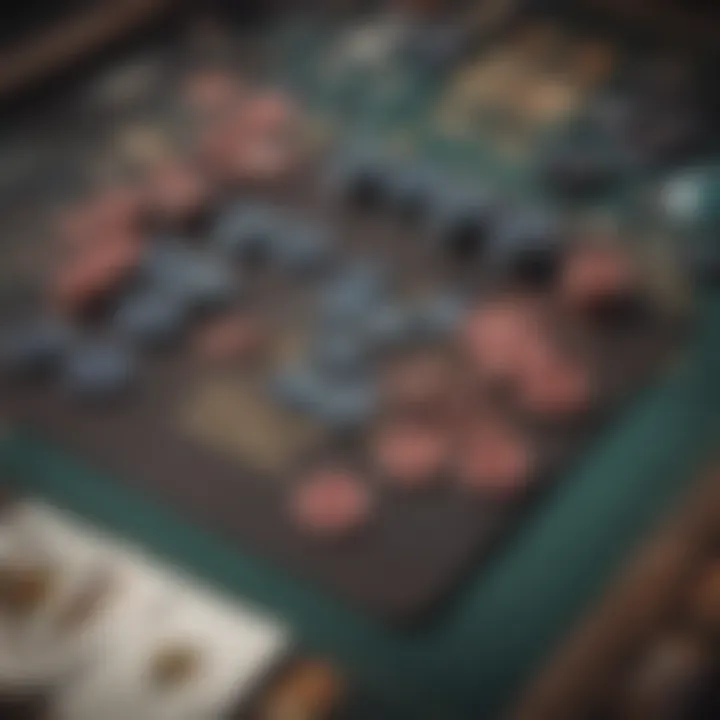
{"left": 2, "top": 298, "right": 718, "bottom": 718}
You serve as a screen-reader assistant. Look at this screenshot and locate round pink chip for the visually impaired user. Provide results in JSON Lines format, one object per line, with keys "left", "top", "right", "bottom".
{"left": 59, "top": 187, "right": 144, "bottom": 246}
{"left": 242, "top": 90, "right": 296, "bottom": 137}
{"left": 145, "top": 161, "right": 210, "bottom": 223}
{"left": 232, "top": 137, "right": 296, "bottom": 184}
{"left": 456, "top": 420, "right": 532, "bottom": 498}
{"left": 518, "top": 349, "right": 592, "bottom": 418}
{"left": 291, "top": 470, "right": 371, "bottom": 536}
{"left": 560, "top": 242, "right": 636, "bottom": 311}
{"left": 373, "top": 422, "right": 449, "bottom": 489}
{"left": 462, "top": 298, "right": 541, "bottom": 381}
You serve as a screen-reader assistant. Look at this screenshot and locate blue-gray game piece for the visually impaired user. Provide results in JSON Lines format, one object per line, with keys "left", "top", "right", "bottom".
{"left": 364, "top": 303, "right": 415, "bottom": 348}
{"left": 491, "top": 208, "right": 564, "bottom": 285}
{"left": 313, "top": 331, "right": 368, "bottom": 378}
{"left": 433, "top": 184, "right": 496, "bottom": 261}
{"left": 212, "top": 203, "right": 284, "bottom": 262}
{"left": 114, "top": 288, "right": 186, "bottom": 347}
{"left": 329, "top": 146, "right": 391, "bottom": 207}
{"left": 1, "top": 317, "right": 72, "bottom": 375}
{"left": 387, "top": 163, "right": 438, "bottom": 216}
{"left": 144, "top": 245, "right": 236, "bottom": 311}
{"left": 417, "top": 293, "right": 466, "bottom": 336}
{"left": 64, "top": 341, "right": 134, "bottom": 399}
{"left": 312, "top": 378, "right": 377, "bottom": 430}
{"left": 271, "top": 366, "right": 324, "bottom": 412}
{"left": 318, "top": 263, "right": 388, "bottom": 326}
{"left": 277, "top": 224, "right": 332, "bottom": 275}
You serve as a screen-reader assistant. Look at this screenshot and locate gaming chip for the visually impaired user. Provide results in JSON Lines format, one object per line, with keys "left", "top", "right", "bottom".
{"left": 461, "top": 297, "right": 541, "bottom": 381}
{"left": 53, "top": 236, "right": 142, "bottom": 316}
{"left": 63, "top": 341, "right": 135, "bottom": 399}
{"left": 290, "top": 469, "right": 372, "bottom": 537}
{"left": 58, "top": 187, "right": 144, "bottom": 246}
{"left": 433, "top": 185, "right": 496, "bottom": 262}
{"left": 560, "top": 241, "right": 641, "bottom": 324}
{"left": 455, "top": 418, "right": 533, "bottom": 498}
{"left": 517, "top": 345, "right": 593, "bottom": 419}
{"left": 313, "top": 331, "right": 368, "bottom": 379}
{"left": 242, "top": 89, "right": 297, "bottom": 138}
{"left": 144, "top": 161, "right": 211, "bottom": 225}
{"left": 312, "top": 378, "right": 377, "bottom": 430}
{"left": 115, "top": 288, "right": 187, "bottom": 348}
{"left": 1, "top": 317, "right": 72, "bottom": 375}
{"left": 277, "top": 224, "right": 333, "bottom": 276}
{"left": 491, "top": 208, "right": 565, "bottom": 287}
{"left": 184, "top": 68, "right": 242, "bottom": 115}
{"left": 212, "top": 202, "right": 284, "bottom": 263}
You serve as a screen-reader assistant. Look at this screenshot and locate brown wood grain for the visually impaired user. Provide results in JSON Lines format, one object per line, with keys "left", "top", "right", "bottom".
{"left": 511, "top": 466, "right": 720, "bottom": 720}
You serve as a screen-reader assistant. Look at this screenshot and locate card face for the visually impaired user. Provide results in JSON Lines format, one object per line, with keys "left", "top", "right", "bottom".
{"left": 0, "top": 502, "right": 291, "bottom": 719}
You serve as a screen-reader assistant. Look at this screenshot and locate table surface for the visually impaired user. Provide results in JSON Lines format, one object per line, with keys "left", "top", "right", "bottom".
{"left": 2, "top": 295, "right": 718, "bottom": 719}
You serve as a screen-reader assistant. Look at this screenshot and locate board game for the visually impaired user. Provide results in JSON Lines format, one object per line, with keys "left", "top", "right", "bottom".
{"left": 1, "top": 1, "right": 719, "bottom": 716}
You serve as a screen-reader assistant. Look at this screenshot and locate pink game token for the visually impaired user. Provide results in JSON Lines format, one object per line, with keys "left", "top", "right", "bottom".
{"left": 233, "top": 138, "right": 296, "bottom": 184}
{"left": 560, "top": 242, "right": 636, "bottom": 312}
{"left": 291, "top": 470, "right": 371, "bottom": 536}
{"left": 461, "top": 298, "right": 541, "bottom": 380}
{"left": 455, "top": 419, "right": 532, "bottom": 498}
{"left": 241, "top": 89, "right": 295, "bottom": 137}
{"left": 184, "top": 69, "right": 243, "bottom": 115}
{"left": 58, "top": 187, "right": 144, "bottom": 247}
{"left": 372, "top": 422, "right": 449, "bottom": 489}
{"left": 194, "top": 313, "right": 265, "bottom": 363}
{"left": 53, "top": 235, "right": 141, "bottom": 315}
{"left": 517, "top": 346, "right": 592, "bottom": 418}
{"left": 144, "top": 161, "right": 211, "bottom": 224}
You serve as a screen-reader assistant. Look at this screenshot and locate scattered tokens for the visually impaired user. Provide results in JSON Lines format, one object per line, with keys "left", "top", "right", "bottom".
{"left": 291, "top": 469, "right": 372, "bottom": 537}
